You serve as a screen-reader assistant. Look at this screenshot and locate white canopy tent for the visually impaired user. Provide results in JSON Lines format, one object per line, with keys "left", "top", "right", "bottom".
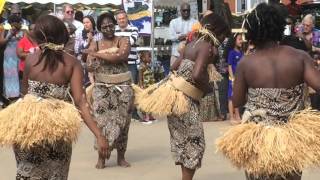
{"left": 5, "top": 0, "right": 122, "bottom": 5}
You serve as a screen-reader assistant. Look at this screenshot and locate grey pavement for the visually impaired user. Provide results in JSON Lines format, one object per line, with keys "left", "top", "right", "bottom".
{"left": 1, "top": 120, "right": 320, "bottom": 180}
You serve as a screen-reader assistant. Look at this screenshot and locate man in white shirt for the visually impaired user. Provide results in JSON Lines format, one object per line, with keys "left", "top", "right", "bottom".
{"left": 169, "top": 2, "right": 197, "bottom": 66}
{"left": 62, "top": 4, "right": 84, "bottom": 36}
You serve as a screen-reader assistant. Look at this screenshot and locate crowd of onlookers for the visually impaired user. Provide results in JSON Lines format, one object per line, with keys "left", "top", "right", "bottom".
{"left": 0, "top": 1, "right": 320, "bottom": 124}
{"left": 0, "top": 3, "right": 167, "bottom": 124}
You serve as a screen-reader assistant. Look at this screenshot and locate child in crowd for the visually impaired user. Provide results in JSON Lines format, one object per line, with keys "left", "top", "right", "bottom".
{"left": 138, "top": 50, "right": 157, "bottom": 124}
{"left": 227, "top": 33, "right": 243, "bottom": 124}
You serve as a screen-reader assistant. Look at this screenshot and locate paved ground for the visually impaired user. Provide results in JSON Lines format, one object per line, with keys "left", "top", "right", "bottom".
{"left": 1, "top": 120, "right": 320, "bottom": 180}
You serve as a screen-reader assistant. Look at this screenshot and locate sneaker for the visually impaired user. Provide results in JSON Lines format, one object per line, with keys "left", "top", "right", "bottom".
{"left": 150, "top": 119, "right": 158, "bottom": 123}
{"left": 141, "top": 120, "right": 152, "bottom": 125}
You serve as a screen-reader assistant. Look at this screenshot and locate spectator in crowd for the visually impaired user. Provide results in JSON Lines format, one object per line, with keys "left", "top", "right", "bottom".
{"left": 286, "top": 0, "right": 301, "bottom": 20}
{"left": 0, "top": 15, "right": 24, "bottom": 103}
{"left": 75, "top": 15, "right": 102, "bottom": 86}
{"left": 75, "top": 10, "right": 84, "bottom": 23}
{"left": 217, "top": 38, "right": 230, "bottom": 120}
{"left": 297, "top": 14, "right": 320, "bottom": 55}
{"left": 138, "top": 50, "right": 157, "bottom": 124}
{"left": 0, "top": 17, "right": 5, "bottom": 106}
{"left": 269, "top": 0, "right": 289, "bottom": 19}
{"left": 3, "top": 4, "right": 29, "bottom": 31}
{"left": 210, "top": 0, "right": 233, "bottom": 28}
{"left": 282, "top": 16, "right": 307, "bottom": 51}
{"left": 115, "top": 10, "right": 139, "bottom": 84}
{"left": 296, "top": 14, "right": 320, "bottom": 110}
{"left": 16, "top": 24, "right": 38, "bottom": 85}
{"left": 62, "top": 4, "right": 84, "bottom": 36}
{"left": 64, "top": 20, "right": 77, "bottom": 55}
{"left": 0, "top": 11, "right": 5, "bottom": 24}
{"left": 169, "top": 2, "right": 197, "bottom": 67}
{"left": 226, "top": 33, "right": 243, "bottom": 124}
{"left": 115, "top": 10, "right": 141, "bottom": 121}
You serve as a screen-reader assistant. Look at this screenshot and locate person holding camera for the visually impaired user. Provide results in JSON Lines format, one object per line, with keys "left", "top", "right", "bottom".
{"left": 0, "top": 15, "right": 24, "bottom": 102}
{"left": 75, "top": 15, "right": 102, "bottom": 87}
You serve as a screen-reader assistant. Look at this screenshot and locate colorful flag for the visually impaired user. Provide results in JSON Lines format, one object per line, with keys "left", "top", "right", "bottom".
{"left": 0, "top": 0, "right": 5, "bottom": 14}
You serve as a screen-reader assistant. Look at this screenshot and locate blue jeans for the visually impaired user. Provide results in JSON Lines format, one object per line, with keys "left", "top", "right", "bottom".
{"left": 128, "top": 64, "right": 138, "bottom": 84}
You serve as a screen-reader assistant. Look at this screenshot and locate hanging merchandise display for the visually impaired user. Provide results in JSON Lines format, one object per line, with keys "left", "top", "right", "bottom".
{"left": 154, "top": 6, "right": 177, "bottom": 27}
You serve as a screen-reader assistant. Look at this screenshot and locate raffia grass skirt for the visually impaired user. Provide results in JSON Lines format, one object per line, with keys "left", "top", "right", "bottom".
{"left": 86, "top": 83, "right": 94, "bottom": 106}
{"left": 0, "top": 94, "right": 82, "bottom": 149}
{"left": 132, "top": 79, "right": 189, "bottom": 116}
{"left": 216, "top": 109, "right": 320, "bottom": 177}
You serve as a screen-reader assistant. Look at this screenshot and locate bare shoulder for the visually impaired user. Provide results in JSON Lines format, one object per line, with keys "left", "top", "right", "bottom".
{"left": 280, "top": 45, "right": 311, "bottom": 62}
{"left": 198, "top": 40, "right": 212, "bottom": 48}
{"left": 193, "top": 40, "right": 213, "bottom": 54}
{"left": 237, "top": 54, "right": 251, "bottom": 66}
{"left": 25, "top": 50, "right": 41, "bottom": 66}
{"left": 63, "top": 52, "right": 81, "bottom": 68}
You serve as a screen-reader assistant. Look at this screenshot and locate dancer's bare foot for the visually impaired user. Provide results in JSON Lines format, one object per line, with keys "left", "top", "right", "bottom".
{"left": 95, "top": 156, "right": 106, "bottom": 169}
{"left": 117, "top": 159, "right": 131, "bottom": 167}
{"left": 230, "top": 119, "right": 241, "bottom": 125}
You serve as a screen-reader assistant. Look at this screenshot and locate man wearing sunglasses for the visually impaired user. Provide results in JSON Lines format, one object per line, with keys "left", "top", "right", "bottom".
{"left": 63, "top": 4, "right": 84, "bottom": 36}
{"left": 169, "top": 2, "right": 196, "bottom": 67}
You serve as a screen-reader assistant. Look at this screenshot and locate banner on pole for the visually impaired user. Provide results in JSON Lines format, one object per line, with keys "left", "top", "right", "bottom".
{"left": 0, "top": 0, "right": 5, "bottom": 14}
{"left": 123, "top": 0, "right": 152, "bottom": 35}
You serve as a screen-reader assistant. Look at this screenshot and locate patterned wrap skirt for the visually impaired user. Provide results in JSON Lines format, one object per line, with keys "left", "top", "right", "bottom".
{"left": 92, "top": 80, "right": 133, "bottom": 155}
{"left": 167, "top": 98, "right": 205, "bottom": 170}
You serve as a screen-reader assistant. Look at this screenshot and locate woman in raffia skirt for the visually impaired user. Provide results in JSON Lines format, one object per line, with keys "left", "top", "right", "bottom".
{"left": 0, "top": 15, "right": 107, "bottom": 179}
{"left": 216, "top": 3, "right": 320, "bottom": 180}
{"left": 133, "top": 14, "right": 230, "bottom": 180}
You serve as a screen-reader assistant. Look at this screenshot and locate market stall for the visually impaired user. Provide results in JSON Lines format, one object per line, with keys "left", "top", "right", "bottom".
{"left": 3, "top": 0, "right": 122, "bottom": 22}
{"left": 5, "top": 0, "right": 121, "bottom": 5}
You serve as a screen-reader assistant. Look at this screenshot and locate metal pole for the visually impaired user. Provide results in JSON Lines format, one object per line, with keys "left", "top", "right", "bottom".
{"left": 151, "top": 0, "right": 155, "bottom": 62}
{"left": 53, "top": 3, "right": 56, "bottom": 14}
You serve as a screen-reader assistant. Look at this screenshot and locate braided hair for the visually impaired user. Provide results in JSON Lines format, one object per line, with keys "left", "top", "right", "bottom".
{"left": 244, "top": 3, "right": 285, "bottom": 48}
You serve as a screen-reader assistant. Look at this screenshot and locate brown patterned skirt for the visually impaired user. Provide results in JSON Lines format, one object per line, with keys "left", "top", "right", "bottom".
{"left": 245, "top": 171, "right": 302, "bottom": 180}
{"left": 13, "top": 141, "right": 72, "bottom": 180}
{"left": 167, "top": 99, "right": 205, "bottom": 170}
{"left": 92, "top": 80, "right": 133, "bottom": 155}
